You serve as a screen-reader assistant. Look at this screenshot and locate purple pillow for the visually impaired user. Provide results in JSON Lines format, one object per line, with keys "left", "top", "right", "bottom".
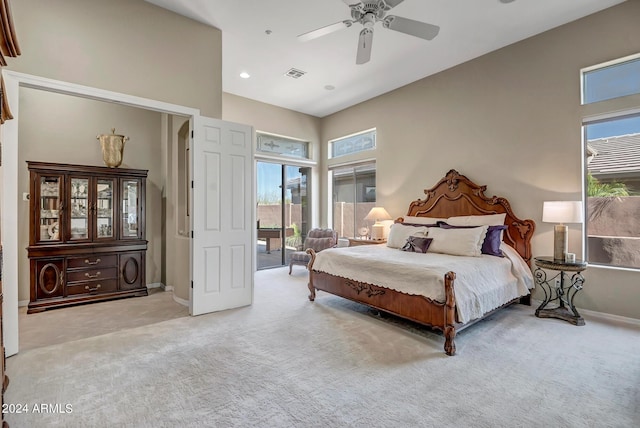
{"left": 401, "top": 222, "right": 439, "bottom": 228}
{"left": 436, "top": 222, "right": 507, "bottom": 257}
{"left": 400, "top": 236, "right": 433, "bottom": 253}
{"left": 481, "top": 225, "right": 507, "bottom": 257}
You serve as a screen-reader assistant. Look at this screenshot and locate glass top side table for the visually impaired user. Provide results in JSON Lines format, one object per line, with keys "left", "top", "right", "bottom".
{"left": 533, "top": 256, "right": 588, "bottom": 326}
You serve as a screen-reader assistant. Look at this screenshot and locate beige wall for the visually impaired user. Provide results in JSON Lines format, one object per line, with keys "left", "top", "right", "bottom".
{"left": 17, "top": 88, "right": 163, "bottom": 302}
{"left": 5, "top": 0, "right": 224, "bottom": 305}
{"left": 320, "top": 1, "right": 640, "bottom": 319}
{"left": 7, "top": 0, "right": 222, "bottom": 118}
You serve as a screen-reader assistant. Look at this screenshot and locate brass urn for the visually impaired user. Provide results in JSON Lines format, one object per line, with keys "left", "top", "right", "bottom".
{"left": 97, "top": 128, "right": 128, "bottom": 168}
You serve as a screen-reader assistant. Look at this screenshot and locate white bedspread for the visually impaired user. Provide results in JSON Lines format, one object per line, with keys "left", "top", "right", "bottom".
{"left": 311, "top": 244, "right": 534, "bottom": 323}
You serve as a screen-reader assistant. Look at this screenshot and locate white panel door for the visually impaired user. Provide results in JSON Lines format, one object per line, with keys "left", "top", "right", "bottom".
{"left": 190, "top": 115, "right": 254, "bottom": 315}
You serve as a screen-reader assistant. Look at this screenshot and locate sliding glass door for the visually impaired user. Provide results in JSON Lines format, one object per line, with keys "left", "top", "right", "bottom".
{"left": 257, "top": 161, "right": 310, "bottom": 269}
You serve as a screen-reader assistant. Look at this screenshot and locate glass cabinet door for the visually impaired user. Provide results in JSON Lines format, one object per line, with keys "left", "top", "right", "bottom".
{"left": 121, "top": 180, "right": 139, "bottom": 238}
{"left": 69, "top": 177, "right": 89, "bottom": 240}
{"left": 96, "top": 179, "right": 114, "bottom": 239}
{"left": 38, "top": 176, "right": 62, "bottom": 242}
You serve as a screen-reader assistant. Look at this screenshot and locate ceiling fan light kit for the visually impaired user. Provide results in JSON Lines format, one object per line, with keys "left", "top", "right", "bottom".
{"left": 298, "top": 0, "right": 440, "bottom": 64}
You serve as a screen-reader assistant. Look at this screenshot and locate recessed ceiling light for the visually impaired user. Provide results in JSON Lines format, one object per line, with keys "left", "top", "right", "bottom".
{"left": 324, "top": 85, "right": 335, "bottom": 91}
{"left": 240, "top": 72, "right": 250, "bottom": 79}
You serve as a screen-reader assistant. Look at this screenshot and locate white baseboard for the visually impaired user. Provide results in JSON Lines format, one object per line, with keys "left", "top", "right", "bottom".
{"left": 147, "top": 283, "right": 187, "bottom": 306}
{"left": 147, "top": 282, "right": 165, "bottom": 290}
{"left": 580, "top": 307, "right": 640, "bottom": 326}
{"left": 172, "top": 294, "right": 189, "bottom": 307}
{"left": 531, "top": 299, "right": 640, "bottom": 327}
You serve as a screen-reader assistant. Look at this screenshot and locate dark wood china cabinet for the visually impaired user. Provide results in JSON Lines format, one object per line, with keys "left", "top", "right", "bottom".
{"left": 27, "top": 162, "right": 148, "bottom": 313}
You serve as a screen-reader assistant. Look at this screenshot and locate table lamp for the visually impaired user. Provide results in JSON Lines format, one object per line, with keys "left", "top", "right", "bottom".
{"left": 364, "top": 207, "right": 392, "bottom": 240}
{"left": 542, "top": 201, "right": 583, "bottom": 262}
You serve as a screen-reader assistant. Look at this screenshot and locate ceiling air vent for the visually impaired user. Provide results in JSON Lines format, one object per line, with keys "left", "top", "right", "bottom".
{"left": 285, "top": 68, "right": 306, "bottom": 79}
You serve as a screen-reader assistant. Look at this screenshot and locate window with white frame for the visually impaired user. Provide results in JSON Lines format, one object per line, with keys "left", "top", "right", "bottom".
{"left": 256, "top": 132, "right": 310, "bottom": 159}
{"left": 329, "top": 129, "right": 376, "bottom": 159}
{"left": 328, "top": 129, "right": 378, "bottom": 238}
{"left": 330, "top": 162, "right": 376, "bottom": 239}
{"left": 582, "top": 53, "right": 640, "bottom": 269}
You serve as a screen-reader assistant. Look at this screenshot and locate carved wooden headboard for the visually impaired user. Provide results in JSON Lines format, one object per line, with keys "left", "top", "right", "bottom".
{"left": 399, "top": 169, "right": 535, "bottom": 264}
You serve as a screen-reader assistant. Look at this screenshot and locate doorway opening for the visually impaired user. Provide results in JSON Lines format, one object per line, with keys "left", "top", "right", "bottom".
{"left": 257, "top": 161, "right": 310, "bottom": 269}
{"left": 2, "top": 70, "right": 199, "bottom": 356}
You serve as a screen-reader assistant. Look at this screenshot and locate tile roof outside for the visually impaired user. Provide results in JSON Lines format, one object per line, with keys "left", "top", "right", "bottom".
{"left": 587, "top": 133, "right": 640, "bottom": 177}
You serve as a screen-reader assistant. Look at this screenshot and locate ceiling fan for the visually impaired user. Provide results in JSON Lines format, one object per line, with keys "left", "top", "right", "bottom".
{"left": 297, "top": 0, "right": 440, "bottom": 65}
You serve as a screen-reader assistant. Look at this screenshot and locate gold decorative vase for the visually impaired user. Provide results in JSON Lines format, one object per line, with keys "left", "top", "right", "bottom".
{"left": 97, "top": 128, "right": 128, "bottom": 168}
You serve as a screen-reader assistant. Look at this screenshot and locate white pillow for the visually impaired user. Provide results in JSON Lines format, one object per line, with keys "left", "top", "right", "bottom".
{"left": 445, "top": 213, "right": 506, "bottom": 227}
{"left": 427, "top": 225, "right": 489, "bottom": 257}
{"left": 387, "top": 224, "right": 429, "bottom": 248}
{"left": 402, "top": 215, "right": 446, "bottom": 225}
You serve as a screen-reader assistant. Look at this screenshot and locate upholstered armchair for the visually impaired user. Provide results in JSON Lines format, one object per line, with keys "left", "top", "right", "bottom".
{"left": 288, "top": 228, "right": 338, "bottom": 274}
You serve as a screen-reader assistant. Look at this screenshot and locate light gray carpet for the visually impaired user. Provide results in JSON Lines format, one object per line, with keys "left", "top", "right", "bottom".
{"left": 18, "top": 287, "right": 189, "bottom": 352}
{"left": 6, "top": 268, "right": 640, "bottom": 427}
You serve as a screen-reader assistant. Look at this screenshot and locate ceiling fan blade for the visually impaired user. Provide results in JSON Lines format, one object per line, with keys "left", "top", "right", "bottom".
{"left": 342, "top": 0, "right": 361, "bottom": 6}
{"left": 356, "top": 28, "right": 373, "bottom": 65}
{"left": 298, "top": 20, "right": 353, "bottom": 42}
{"left": 383, "top": 0, "right": 405, "bottom": 9}
{"left": 383, "top": 15, "right": 440, "bottom": 40}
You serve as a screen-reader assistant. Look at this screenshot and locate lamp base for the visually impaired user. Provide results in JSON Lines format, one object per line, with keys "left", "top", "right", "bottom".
{"left": 371, "top": 223, "right": 384, "bottom": 240}
{"left": 553, "top": 224, "right": 568, "bottom": 262}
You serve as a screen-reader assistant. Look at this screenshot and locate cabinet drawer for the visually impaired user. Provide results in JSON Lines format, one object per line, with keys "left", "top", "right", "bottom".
{"left": 66, "top": 267, "right": 118, "bottom": 283}
{"left": 66, "top": 279, "right": 117, "bottom": 296}
{"left": 67, "top": 255, "right": 117, "bottom": 269}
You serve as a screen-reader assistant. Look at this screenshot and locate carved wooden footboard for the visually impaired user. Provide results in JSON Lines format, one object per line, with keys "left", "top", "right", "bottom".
{"left": 307, "top": 248, "right": 459, "bottom": 355}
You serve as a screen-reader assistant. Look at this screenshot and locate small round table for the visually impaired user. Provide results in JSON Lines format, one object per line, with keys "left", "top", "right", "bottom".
{"left": 533, "top": 256, "right": 588, "bottom": 326}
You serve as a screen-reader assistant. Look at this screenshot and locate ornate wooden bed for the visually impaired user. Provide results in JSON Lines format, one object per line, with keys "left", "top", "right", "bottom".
{"left": 307, "top": 169, "right": 535, "bottom": 356}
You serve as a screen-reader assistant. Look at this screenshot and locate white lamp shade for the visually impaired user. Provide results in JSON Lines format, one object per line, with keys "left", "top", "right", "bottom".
{"left": 542, "top": 201, "right": 583, "bottom": 224}
{"left": 364, "top": 207, "right": 392, "bottom": 222}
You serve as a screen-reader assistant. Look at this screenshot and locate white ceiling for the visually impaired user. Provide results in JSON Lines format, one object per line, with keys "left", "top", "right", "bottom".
{"left": 145, "top": 0, "right": 625, "bottom": 118}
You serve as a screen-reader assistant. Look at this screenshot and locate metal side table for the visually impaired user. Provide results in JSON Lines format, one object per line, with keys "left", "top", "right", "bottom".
{"left": 533, "top": 256, "right": 588, "bottom": 326}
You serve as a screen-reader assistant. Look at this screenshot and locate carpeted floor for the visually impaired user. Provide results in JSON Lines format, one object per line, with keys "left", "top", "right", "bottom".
{"left": 18, "top": 287, "right": 189, "bottom": 351}
{"left": 5, "top": 267, "right": 640, "bottom": 427}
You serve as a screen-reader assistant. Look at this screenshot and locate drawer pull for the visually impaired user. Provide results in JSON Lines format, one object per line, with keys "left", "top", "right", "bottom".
{"left": 84, "top": 271, "right": 101, "bottom": 279}
{"left": 84, "top": 258, "right": 101, "bottom": 265}
{"left": 85, "top": 284, "right": 102, "bottom": 293}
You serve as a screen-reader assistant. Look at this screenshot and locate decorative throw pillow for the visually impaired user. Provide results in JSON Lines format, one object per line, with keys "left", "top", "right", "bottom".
{"left": 437, "top": 222, "right": 506, "bottom": 257}
{"left": 400, "top": 236, "right": 433, "bottom": 253}
{"left": 426, "top": 225, "right": 488, "bottom": 257}
{"left": 401, "top": 222, "right": 439, "bottom": 228}
{"left": 402, "top": 215, "right": 447, "bottom": 225}
{"left": 481, "top": 225, "right": 507, "bottom": 257}
{"left": 386, "top": 224, "right": 429, "bottom": 248}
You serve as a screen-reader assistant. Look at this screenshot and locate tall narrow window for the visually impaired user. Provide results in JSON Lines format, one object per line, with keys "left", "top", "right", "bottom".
{"left": 582, "top": 54, "right": 640, "bottom": 269}
{"left": 330, "top": 162, "right": 376, "bottom": 238}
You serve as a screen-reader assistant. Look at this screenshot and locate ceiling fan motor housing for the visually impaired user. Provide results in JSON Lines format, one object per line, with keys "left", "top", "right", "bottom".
{"left": 351, "top": 1, "right": 388, "bottom": 22}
